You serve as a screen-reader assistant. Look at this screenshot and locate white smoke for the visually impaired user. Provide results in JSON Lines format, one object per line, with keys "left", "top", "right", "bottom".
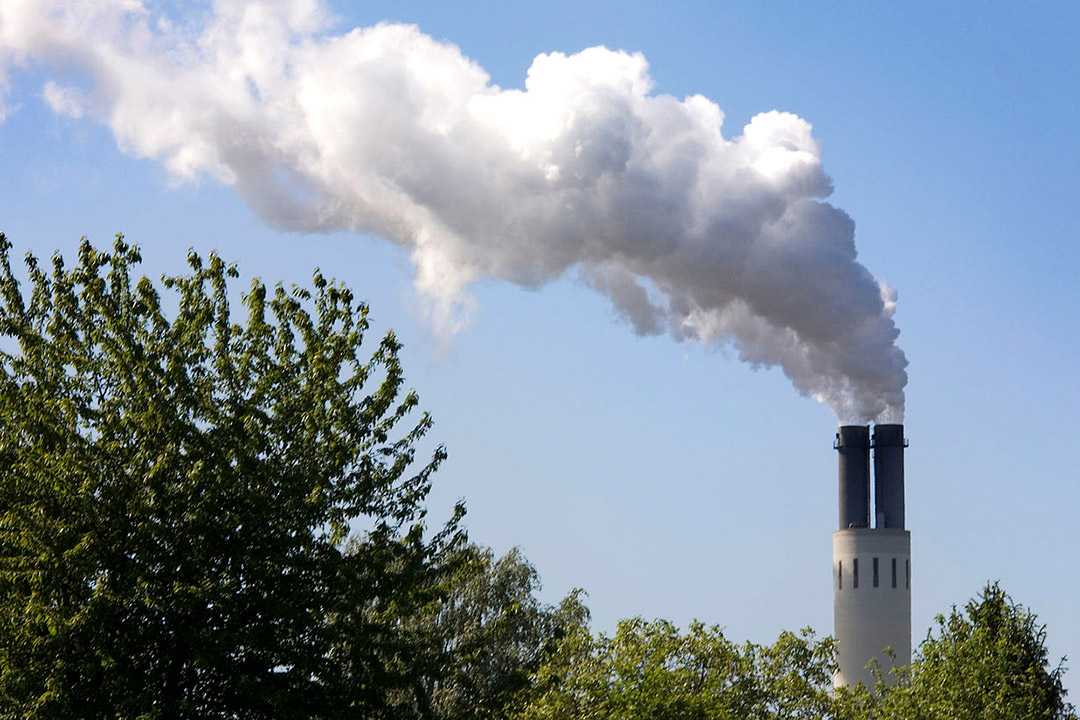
{"left": 0, "top": 0, "right": 907, "bottom": 422}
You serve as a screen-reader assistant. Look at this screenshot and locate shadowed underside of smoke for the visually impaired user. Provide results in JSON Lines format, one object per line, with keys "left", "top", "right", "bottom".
{"left": 0, "top": 0, "right": 907, "bottom": 422}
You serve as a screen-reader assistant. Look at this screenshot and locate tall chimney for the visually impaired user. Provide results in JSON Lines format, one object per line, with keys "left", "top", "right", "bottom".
{"left": 833, "top": 423, "right": 911, "bottom": 688}
{"left": 836, "top": 425, "right": 871, "bottom": 529}
{"left": 873, "top": 424, "right": 906, "bottom": 529}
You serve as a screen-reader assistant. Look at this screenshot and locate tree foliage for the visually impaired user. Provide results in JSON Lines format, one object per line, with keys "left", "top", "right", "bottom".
{"left": 511, "top": 618, "right": 839, "bottom": 720}
{"left": 513, "top": 582, "right": 1076, "bottom": 720}
{"left": 0, "top": 234, "right": 466, "bottom": 718}
{"left": 850, "top": 582, "right": 1077, "bottom": 720}
{"left": 393, "top": 544, "right": 589, "bottom": 720}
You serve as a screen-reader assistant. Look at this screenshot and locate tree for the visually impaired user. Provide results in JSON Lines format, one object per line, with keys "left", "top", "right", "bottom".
{"left": 514, "top": 583, "right": 1077, "bottom": 720}
{"left": 392, "top": 544, "right": 589, "bottom": 720}
{"left": 0, "top": 234, "right": 466, "bottom": 718}
{"left": 511, "top": 618, "right": 840, "bottom": 720}
{"left": 851, "top": 582, "right": 1077, "bottom": 720}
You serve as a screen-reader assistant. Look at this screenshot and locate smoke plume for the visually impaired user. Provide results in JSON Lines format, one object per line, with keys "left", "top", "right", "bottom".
{"left": 0, "top": 0, "right": 907, "bottom": 421}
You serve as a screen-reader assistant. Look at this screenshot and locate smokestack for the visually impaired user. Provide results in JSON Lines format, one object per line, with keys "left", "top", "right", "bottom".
{"left": 873, "top": 424, "right": 906, "bottom": 529}
{"left": 836, "top": 425, "right": 871, "bottom": 529}
{"left": 833, "top": 423, "right": 911, "bottom": 688}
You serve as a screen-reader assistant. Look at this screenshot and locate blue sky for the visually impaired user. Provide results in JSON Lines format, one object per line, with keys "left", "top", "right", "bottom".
{"left": 1, "top": 0, "right": 1078, "bottom": 693}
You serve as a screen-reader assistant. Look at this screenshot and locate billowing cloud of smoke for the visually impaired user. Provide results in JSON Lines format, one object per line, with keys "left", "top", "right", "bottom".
{"left": 0, "top": 0, "right": 906, "bottom": 422}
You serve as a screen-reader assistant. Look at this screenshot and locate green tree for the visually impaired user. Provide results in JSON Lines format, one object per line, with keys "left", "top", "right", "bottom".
{"left": 0, "top": 234, "right": 465, "bottom": 718}
{"left": 515, "top": 584, "right": 1077, "bottom": 720}
{"left": 512, "top": 617, "right": 840, "bottom": 720}
{"left": 393, "top": 544, "right": 588, "bottom": 720}
{"left": 852, "top": 582, "right": 1077, "bottom": 720}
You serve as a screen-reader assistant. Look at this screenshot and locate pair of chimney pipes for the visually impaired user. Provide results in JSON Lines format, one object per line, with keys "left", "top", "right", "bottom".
{"left": 836, "top": 423, "right": 906, "bottom": 531}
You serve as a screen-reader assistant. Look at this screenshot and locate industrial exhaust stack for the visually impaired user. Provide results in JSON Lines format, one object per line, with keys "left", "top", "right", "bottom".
{"left": 873, "top": 424, "right": 905, "bottom": 530}
{"left": 837, "top": 425, "right": 871, "bottom": 529}
{"left": 833, "top": 424, "right": 911, "bottom": 688}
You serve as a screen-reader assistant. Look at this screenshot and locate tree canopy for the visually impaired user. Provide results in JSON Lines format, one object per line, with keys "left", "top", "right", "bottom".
{"left": 851, "top": 582, "right": 1077, "bottom": 720}
{"left": 397, "top": 544, "right": 588, "bottom": 720}
{"left": 0, "top": 234, "right": 467, "bottom": 718}
{"left": 510, "top": 583, "right": 1076, "bottom": 720}
{"left": 511, "top": 618, "right": 838, "bottom": 720}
